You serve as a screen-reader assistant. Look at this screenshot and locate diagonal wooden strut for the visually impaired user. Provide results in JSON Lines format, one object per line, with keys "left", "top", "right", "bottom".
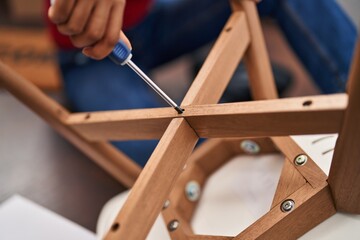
{"left": 105, "top": 119, "right": 198, "bottom": 239}
{"left": 181, "top": 11, "right": 249, "bottom": 106}
{"left": 0, "top": 61, "right": 141, "bottom": 188}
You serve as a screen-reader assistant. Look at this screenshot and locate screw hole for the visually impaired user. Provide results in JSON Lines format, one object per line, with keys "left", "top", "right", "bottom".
{"left": 225, "top": 27, "right": 232, "bottom": 32}
{"left": 111, "top": 223, "right": 120, "bottom": 231}
{"left": 85, "top": 113, "right": 91, "bottom": 119}
{"left": 302, "top": 100, "right": 312, "bottom": 107}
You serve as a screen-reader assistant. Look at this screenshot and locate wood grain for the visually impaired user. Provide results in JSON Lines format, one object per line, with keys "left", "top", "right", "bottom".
{"left": 67, "top": 94, "right": 346, "bottom": 141}
{"left": 235, "top": 183, "right": 336, "bottom": 239}
{"left": 272, "top": 136, "right": 327, "bottom": 188}
{"left": 169, "top": 162, "right": 208, "bottom": 223}
{"left": 188, "top": 139, "right": 236, "bottom": 176}
{"left": 182, "top": 11, "right": 249, "bottom": 106}
{"left": 105, "top": 118, "right": 198, "bottom": 240}
{"left": 67, "top": 107, "right": 178, "bottom": 141}
{"left": 225, "top": 137, "right": 278, "bottom": 155}
{"left": 231, "top": 0, "right": 278, "bottom": 100}
{"left": 0, "top": 61, "right": 140, "bottom": 187}
{"left": 185, "top": 94, "right": 346, "bottom": 138}
{"left": 161, "top": 204, "right": 194, "bottom": 239}
{"left": 271, "top": 158, "right": 306, "bottom": 208}
{"left": 328, "top": 41, "right": 360, "bottom": 213}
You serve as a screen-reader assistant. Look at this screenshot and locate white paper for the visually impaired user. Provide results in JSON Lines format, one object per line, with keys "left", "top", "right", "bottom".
{"left": 0, "top": 195, "right": 96, "bottom": 240}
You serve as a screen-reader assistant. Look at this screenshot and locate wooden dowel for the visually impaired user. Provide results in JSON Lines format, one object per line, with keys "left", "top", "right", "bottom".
{"left": 328, "top": 40, "right": 360, "bottom": 213}
{"left": 0, "top": 61, "right": 141, "bottom": 187}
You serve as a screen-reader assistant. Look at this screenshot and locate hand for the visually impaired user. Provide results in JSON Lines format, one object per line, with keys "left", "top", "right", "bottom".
{"left": 48, "top": 0, "right": 131, "bottom": 59}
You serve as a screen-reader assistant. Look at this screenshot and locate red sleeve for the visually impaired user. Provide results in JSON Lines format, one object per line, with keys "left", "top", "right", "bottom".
{"left": 45, "top": 0, "right": 154, "bottom": 50}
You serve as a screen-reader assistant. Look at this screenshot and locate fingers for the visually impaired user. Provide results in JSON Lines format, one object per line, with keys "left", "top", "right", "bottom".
{"left": 57, "top": 0, "right": 94, "bottom": 35}
{"left": 71, "top": 0, "right": 112, "bottom": 49}
{"left": 120, "top": 31, "right": 132, "bottom": 50}
{"left": 48, "top": 0, "right": 129, "bottom": 60}
{"left": 48, "top": 0, "right": 75, "bottom": 24}
{"left": 82, "top": 2, "right": 126, "bottom": 59}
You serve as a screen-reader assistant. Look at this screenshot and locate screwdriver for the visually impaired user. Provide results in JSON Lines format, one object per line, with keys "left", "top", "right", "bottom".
{"left": 109, "top": 40, "right": 184, "bottom": 114}
{"left": 49, "top": 0, "right": 183, "bottom": 113}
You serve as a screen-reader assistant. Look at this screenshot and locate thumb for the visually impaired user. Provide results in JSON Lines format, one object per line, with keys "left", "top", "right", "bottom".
{"left": 120, "top": 31, "right": 132, "bottom": 50}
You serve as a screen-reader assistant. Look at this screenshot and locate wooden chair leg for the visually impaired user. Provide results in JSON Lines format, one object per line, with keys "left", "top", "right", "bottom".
{"left": 328, "top": 40, "right": 360, "bottom": 213}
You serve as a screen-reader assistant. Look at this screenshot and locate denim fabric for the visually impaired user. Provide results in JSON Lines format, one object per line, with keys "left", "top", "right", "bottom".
{"left": 58, "top": 0, "right": 356, "bottom": 166}
{"left": 274, "top": 0, "right": 357, "bottom": 93}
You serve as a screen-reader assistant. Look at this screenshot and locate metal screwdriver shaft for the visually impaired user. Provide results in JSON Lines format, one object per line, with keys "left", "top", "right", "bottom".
{"left": 109, "top": 40, "right": 184, "bottom": 114}
{"left": 126, "top": 60, "right": 183, "bottom": 114}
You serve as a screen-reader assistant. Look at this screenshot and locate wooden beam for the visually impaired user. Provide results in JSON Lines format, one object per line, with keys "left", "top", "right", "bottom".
{"left": 328, "top": 41, "right": 360, "bottom": 213}
{"left": 67, "top": 107, "right": 177, "bottom": 141}
{"left": 271, "top": 158, "right": 306, "bottom": 208}
{"left": 0, "top": 61, "right": 140, "bottom": 188}
{"left": 182, "top": 11, "right": 250, "bottom": 106}
{"left": 169, "top": 162, "right": 208, "bottom": 223}
{"left": 104, "top": 118, "right": 198, "bottom": 240}
{"left": 231, "top": 0, "right": 278, "bottom": 100}
{"left": 187, "top": 139, "right": 236, "bottom": 176}
{"left": 185, "top": 94, "right": 346, "bottom": 138}
{"left": 235, "top": 183, "right": 336, "bottom": 239}
{"left": 161, "top": 205, "right": 194, "bottom": 239}
{"left": 67, "top": 94, "right": 346, "bottom": 141}
{"left": 272, "top": 137, "right": 327, "bottom": 188}
{"left": 225, "top": 137, "right": 278, "bottom": 155}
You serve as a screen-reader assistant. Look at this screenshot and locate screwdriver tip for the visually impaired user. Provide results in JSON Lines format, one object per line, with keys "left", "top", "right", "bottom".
{"left": 175, "top": 106, "right": 184, "bottom": 114}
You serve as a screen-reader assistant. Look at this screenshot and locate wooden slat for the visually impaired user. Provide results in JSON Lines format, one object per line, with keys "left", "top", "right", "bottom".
{"left": 105, "top": 118, "right": 198, "bottom": 240}
{"left": 328, "top": 41, "right": 360, "bottom": 213}
{"left": 271, "top": 158, "right": 306, "bottom": 208}
{"left": 225, "top": 137, "right": 278, "bottom": 155}
{"left": 188, "top": 139, "right": 236, "bottom": 176}
{"left": 181, "top": 11, "right": 249, "bottom": 106}
{"left": 231, "top": 0, "right": 278, "bottom": 100}
{"left": 0, "top": 61, "right": 140, "bottom": 187}
{"left": 67, "top": 107, "right": 177, "bottom": 141}
{"left": 169, "top": 162, "right": 208, "bottom": 223}
{"left": 272, "top": 137, "right": 327, "bottom": 188}
{"left": 161, "top": 205, "right": 193, "bottom": 239}
{"left": 66, "top": 94, "right": 346, "bottom": 141}
{"left": 185, "top": 94, "right": 346, "bottom": 138}
{"left": 235, "top": 183, "right": 336, "bottom": 239}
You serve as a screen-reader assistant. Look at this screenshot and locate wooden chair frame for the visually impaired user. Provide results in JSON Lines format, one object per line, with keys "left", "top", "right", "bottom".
{"left": 1, "top": 0, "right": 359, "bottom": 239}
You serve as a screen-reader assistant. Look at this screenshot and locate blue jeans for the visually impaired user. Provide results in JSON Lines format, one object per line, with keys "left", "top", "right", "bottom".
{"left": 58, "top": 0, "right": 356, "bottom": 167}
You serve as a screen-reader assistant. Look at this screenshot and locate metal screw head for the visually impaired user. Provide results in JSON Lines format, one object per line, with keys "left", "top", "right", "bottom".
{"left": 240, "top": 140, "right": 260, "bottom": 154}
{"left": 168, "top": 220, "right": 180, "bottom": 232}
{"left": 294, "top": 154, "right": 308, "bottom": 166}
{"left": 163, "top": 200, "right": 170, "bottom": 210}
{"left": 185, "top": 181, "right": 201, "bottom": 202}
{"left": 281, "top": 199, "right": 295, "bottom": 212}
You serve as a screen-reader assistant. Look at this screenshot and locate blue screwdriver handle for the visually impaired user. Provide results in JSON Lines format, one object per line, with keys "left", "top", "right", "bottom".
{"left": 109, "top": 40, "right": 133, "bottom": 65}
